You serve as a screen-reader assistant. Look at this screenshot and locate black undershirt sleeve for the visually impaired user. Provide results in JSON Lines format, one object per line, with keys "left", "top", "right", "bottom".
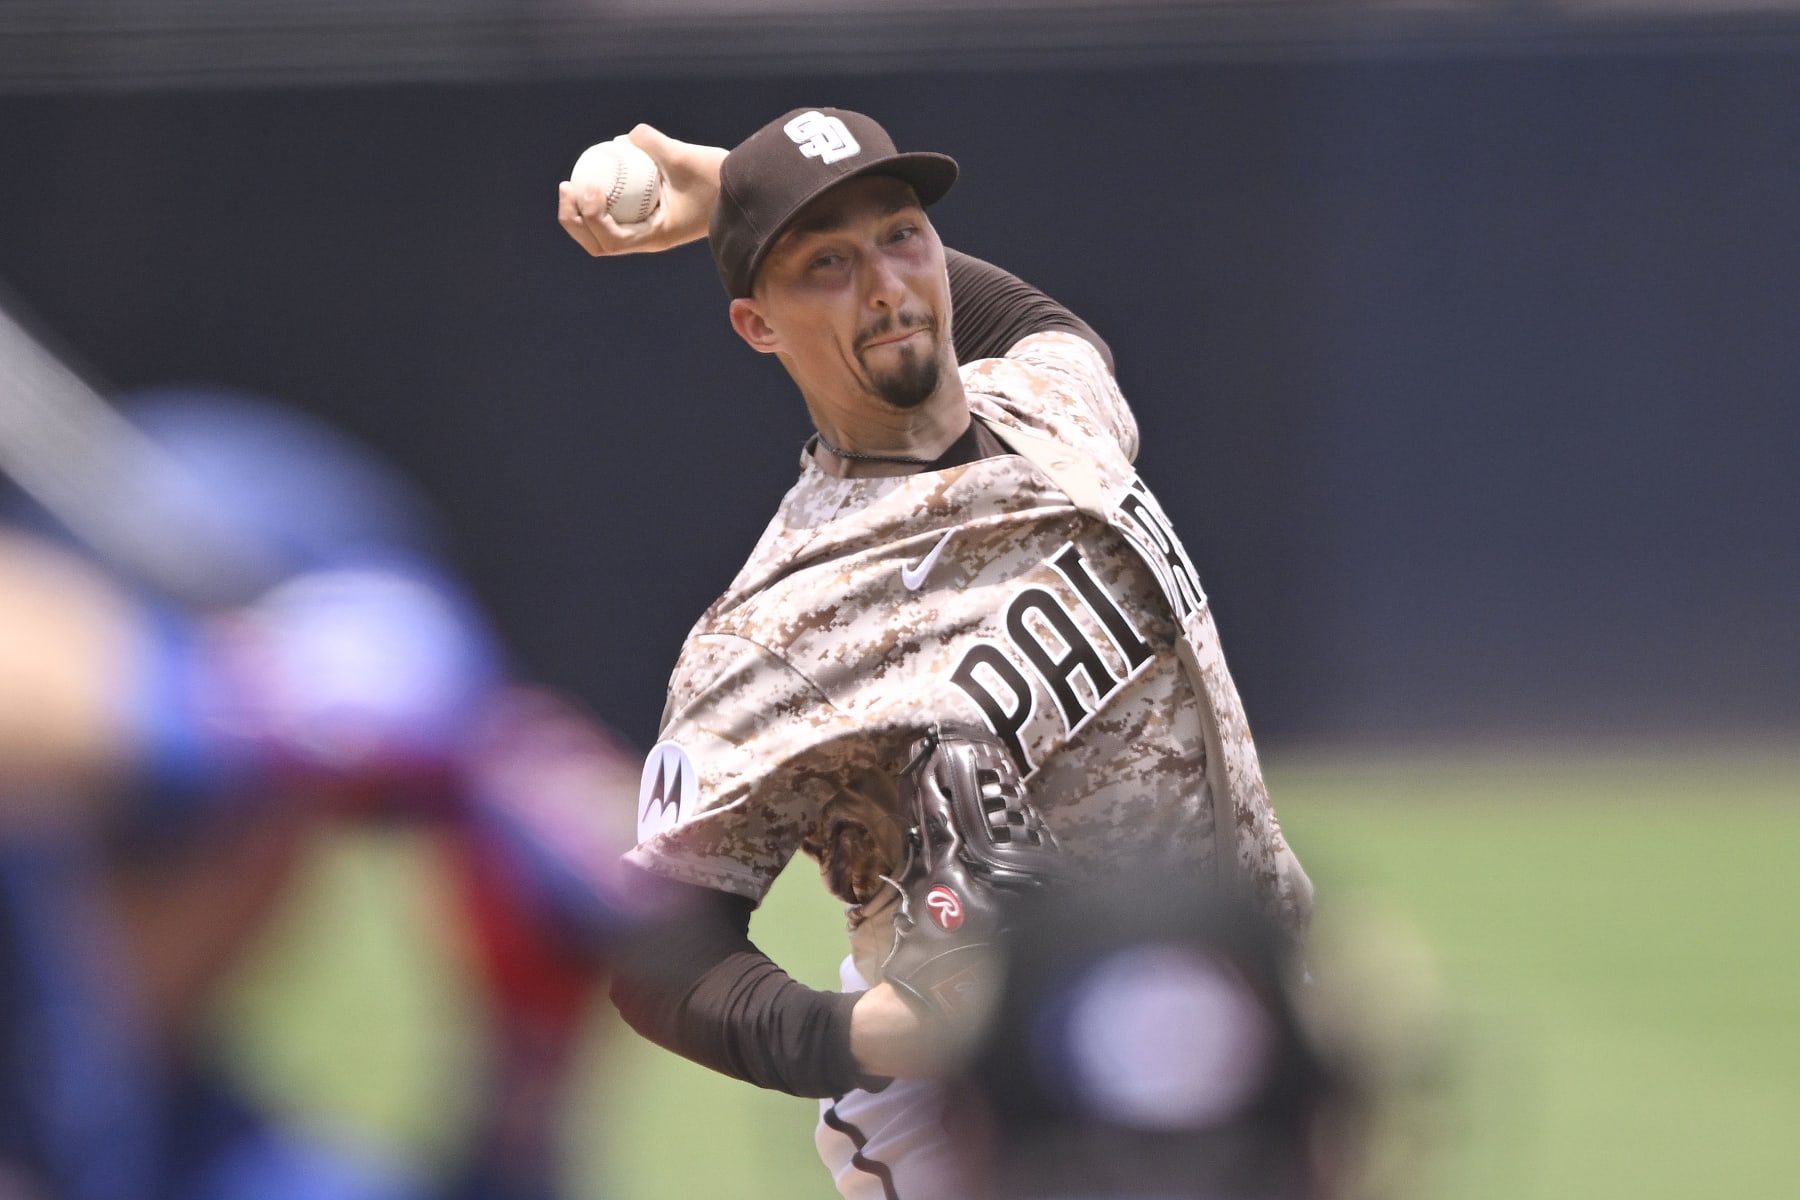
{"left": 607, "top": 864, "right": 878, "bottom": 1099}
{"left": 945, "top": 247, "right": 1116, "bottom": 375}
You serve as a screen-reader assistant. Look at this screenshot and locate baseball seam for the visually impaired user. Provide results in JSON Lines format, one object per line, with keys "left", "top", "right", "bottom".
{"left": 627, "top": 173, "right": 657, "bottom": 224}
{"left": 606, "top": 161, "right": 629, "bottom": 217}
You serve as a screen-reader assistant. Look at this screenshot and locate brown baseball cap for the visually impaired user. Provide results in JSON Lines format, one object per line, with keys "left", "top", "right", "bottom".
{"left": 709, "top": 107, "right": 959, "bottom": 299}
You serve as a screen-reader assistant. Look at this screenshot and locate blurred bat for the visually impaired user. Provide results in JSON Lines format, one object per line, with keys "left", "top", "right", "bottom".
{"left": 0, "top": 284, "right": 283, "bottom": 606}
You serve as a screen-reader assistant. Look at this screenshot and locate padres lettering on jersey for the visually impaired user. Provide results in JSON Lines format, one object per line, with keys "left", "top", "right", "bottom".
{"left": 948, "top": 540, "right": 1154, "bottom": 775}
{"left": 947, "top": 470, "right": 1209, "bottom": 778}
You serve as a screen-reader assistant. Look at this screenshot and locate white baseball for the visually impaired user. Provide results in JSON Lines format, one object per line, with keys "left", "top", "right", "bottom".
{"left": 569, "top": 138, "right": 662, "bottom": 226}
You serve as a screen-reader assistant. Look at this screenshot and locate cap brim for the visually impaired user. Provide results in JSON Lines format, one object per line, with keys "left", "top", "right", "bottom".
{"left": 740, "top": 151, "right": 959, "bottom": 296}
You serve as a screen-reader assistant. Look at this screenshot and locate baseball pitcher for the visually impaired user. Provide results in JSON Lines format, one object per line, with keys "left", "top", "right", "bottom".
{"left": 559, "top": 107, "right": 1313, "bottom": 1200}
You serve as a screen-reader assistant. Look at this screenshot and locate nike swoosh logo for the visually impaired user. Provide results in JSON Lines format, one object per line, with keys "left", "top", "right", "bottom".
{"left": 900, "top": 530, "right": 955, "bottom": 591}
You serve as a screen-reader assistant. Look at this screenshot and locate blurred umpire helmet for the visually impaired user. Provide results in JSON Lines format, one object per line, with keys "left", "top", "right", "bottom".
{"left": 956, "top": 876, "right": 1359, "bottom": 1200}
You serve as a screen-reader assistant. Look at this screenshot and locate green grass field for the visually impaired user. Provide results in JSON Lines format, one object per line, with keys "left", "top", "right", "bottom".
{"left": 220, "top": 747, "right": 1800, "bottom": 1199}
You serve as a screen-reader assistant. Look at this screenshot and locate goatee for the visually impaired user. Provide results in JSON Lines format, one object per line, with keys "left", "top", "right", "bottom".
{"left": 857, "top": 314, "right": 943, "bottom": 410}
{"left": 870, "top": 345, "right": 943, "bottom": 410}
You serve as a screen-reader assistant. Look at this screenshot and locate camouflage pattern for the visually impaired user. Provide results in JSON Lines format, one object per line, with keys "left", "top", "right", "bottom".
{"left": 627, "top": 333, "right": 1312, "bottom": 949}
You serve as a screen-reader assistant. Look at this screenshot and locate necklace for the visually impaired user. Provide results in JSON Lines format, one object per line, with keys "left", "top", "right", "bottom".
{"left": 812, "top": 429, "right": 936, "bottom": 467}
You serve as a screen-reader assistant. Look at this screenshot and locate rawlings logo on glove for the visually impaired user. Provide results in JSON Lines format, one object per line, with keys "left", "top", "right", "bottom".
{"left": 878, "top": 724, "right": 1065, "bottom": 1025}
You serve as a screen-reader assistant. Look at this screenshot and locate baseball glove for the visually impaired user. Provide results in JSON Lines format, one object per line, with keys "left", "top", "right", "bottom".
{"left": 877, "top": 724, "right": 1065, "bottom": 1024}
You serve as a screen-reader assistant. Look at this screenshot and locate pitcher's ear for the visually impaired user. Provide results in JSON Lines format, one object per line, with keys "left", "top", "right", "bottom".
{"left": 729, "top": 298, "right": 780, "bottom": 355}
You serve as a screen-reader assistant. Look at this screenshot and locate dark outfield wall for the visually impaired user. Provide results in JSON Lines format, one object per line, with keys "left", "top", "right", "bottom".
{"left": 1, "top": 49, "right": 1796, "bottom": 750}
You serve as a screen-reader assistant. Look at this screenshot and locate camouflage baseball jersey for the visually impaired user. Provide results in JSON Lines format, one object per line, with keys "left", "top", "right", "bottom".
{"left": 629, "top": 332, "right": 1312, "bottom": 944}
